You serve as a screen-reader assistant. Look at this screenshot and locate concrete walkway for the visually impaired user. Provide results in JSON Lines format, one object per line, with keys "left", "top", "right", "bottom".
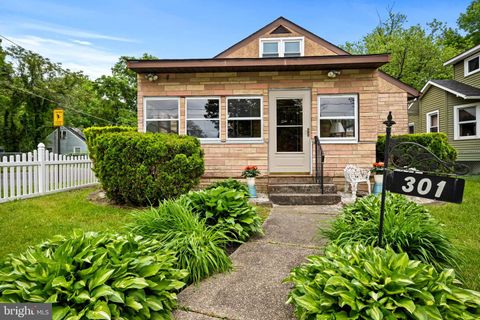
{"left": 174, "top": 205, "right": 341, "bottom": 320}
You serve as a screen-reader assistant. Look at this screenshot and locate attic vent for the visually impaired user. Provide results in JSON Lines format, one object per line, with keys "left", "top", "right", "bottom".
{"left": 270, "top": 25, "right": 292, "bottom": 34}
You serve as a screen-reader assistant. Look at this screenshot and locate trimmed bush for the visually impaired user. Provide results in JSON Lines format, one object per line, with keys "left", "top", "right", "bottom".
{"left": 322, "top": 193, "right": 459, "bottom": 270}
{"left": 285, "top": 244, "right": 480, "bottom": 320}
{"left": 206, "top": 178, "right": 249, "bottom": 194}
{"left": 129, "top": 200, "right": 232, "bottom": 284}
{"left": 0, "top": 231, "right": 187, "bottom": 319}
{"left": 182, "top": 186, "right": 263, "bottom": 242}
{"left": 84, "top": 126, "right": 136, "bottom": 162}
{"left": 94, "top": 132, "right": 204, "bottom": 205}
{"left": 376, "top": 132, "right": 457, "bottom": 163}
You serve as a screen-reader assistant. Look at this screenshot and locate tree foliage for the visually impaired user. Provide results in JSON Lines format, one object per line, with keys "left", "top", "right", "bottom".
{"left": 343, "top": 5, "right": 475, "bottom": 90}
{"left": 458, "top": 0, "right": 480, "bottom": 45}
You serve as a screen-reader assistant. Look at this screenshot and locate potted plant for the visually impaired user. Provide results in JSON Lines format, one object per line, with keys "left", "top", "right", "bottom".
{"left": 371, "top": 162, "right": 384, "bottom": 195}
{"left": 241, "top": 165, "right": 261, "bottom": 198}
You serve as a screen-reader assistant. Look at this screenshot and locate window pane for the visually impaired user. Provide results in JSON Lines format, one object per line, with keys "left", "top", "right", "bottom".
{"left": 320, "top": 97, "right": 355, "bottom": 117}
{"left": 228, "top": 120, "right": 261, "bottom": 138}
{"left": 408, "top": 125, "right": 415, "bottom": 134}
{"left": 430, "top": 114, "right": 438, "bottom": 127}
{"left": 319, "top": 119, "right": 355, "bottom": 138}
{"left": 146, "top": 120, "right": 178, "bottom": 133}
{"left": 146, "top": 99, "right": 178, "bottom": 119}
{"left": 277, "top": 99, "right": 302, "bottom": 125}
{"left": 430, "top": 127, "right": 438, "bottom": 133}
{"left": 228, "top": 98, "right": 261, "bottom": 118}
{"left": 460, "top": 122, "right": 476, "bottom": 137}
{"left": 187, "top": 99, "right": 219, "bottom": 119}
{"left": 263, "top": 42, "right": 278, "bottom": 53}
{"left": 468, "top": 57, "right": 479, "bottom": 73}
{"left": 459, "top": 107, "right": 476, "bottom": 122}
{"left": 284, "top": 52, "right": 301, "bottom": 57}
{"left": 277, "top": 127, "right": 302, "bottom": 152}
{"left": 187, "top": 120, "right": 219, "bottom": 139}
{"left": 284, "top": 41, "right": 300, "bottom": 53}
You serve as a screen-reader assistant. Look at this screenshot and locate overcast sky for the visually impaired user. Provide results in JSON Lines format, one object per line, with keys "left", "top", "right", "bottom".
{"left": 0, "top": 0, "right": 472, "bottom": 79}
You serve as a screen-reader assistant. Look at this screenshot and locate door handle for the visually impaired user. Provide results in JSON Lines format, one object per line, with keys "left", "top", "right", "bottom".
{"left": 307, "top": 128, "right": 310, "bottom": 137}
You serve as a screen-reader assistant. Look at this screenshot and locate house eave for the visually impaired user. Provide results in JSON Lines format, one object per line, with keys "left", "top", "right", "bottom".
{"left": 421, "top": 80, "right": 480, "bottom": 100}
{"left": 443, "top": 44, "right": 480, "bottom": 66}
{"left": 127, "top": 55, "right": 390, "bottom": 74}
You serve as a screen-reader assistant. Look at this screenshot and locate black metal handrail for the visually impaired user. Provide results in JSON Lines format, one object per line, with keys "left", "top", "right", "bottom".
{"left": 314, "top": 136, "right": 325, "bottom": 194}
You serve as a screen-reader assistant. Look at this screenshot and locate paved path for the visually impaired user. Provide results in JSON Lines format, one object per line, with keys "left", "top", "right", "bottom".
{"left": 174, "top": 205, "right": 341, "bottom": 320}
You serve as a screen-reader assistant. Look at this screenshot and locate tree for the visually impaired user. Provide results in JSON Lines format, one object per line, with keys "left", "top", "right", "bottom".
{"left": 458, "top": 0, "right": 480, "bottom": 45}
{"left": 343, "top": 10, "right": 465, "bottom": 90}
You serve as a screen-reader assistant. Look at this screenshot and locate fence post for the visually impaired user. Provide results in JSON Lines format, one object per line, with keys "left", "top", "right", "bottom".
{"left": 38, "top": 143, "right": 45, "bottom": 194}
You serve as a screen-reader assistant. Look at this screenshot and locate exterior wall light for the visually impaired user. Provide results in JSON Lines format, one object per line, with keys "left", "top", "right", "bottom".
{"left": 327, "top": 70, "right": 341, "bottom": 78}
{"left": 145, "top": 73, "right": 158, "bottom": 82}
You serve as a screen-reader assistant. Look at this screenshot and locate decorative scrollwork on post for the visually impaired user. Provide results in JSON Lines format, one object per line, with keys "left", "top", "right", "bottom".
{"left": 388, "top": 141, "right": 470, "bottom": 176}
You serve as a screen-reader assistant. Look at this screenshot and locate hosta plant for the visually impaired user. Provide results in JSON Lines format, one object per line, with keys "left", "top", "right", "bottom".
{"left": 182, "top": 186, "right": 263, "bottom": 242}
{"left": 206, "top": 178, "right": 249, "bottom": 195}
{"left": 0, "top": 231, "right": 187, "bottom": 320}
{"left": 130, "top": 200, "right": 232, "bottom": 284}
{"left": 322, "top": 192, "right": 459, "bottom": 270}
{"left": 285, "top": 244, "right": 480, "bottom": 320}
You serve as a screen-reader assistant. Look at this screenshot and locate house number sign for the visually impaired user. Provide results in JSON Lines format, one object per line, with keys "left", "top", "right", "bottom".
{"left": 386, "top": 170, "right": 465, "bottom": 203}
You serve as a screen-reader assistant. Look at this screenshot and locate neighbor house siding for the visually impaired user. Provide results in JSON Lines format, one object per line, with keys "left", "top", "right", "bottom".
{"left": 419, "top": 86, "right": 447, "bottom": 133}
{"left": 137, "top": 69, "right": 407, "bottom": 180}
{"left": 453, "top": 62, "right": 480, "bottom": 88}
{"left": 446, "top": 93, "right": 480, "bottom": 161}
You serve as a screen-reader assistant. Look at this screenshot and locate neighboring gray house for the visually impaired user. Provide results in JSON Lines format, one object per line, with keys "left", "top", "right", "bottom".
{"left": 45, "top": 127, "right": 88, "bottom": 155}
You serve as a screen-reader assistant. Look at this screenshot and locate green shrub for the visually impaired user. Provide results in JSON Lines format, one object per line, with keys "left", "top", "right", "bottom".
{"left": 322, "top": 193, "right": 459, "bottom": 270}
{"left": 129, "top": 200, "right": 232, "bottom": 284}
{"left": 0, "top": 231, "right": 187, "bottom": 319}
{"left": 182, "top": 187, "right": 263, "bottom": 242}
{"left": 376, "top": 132, "right": 457, "bottom": 164}
{"left": 84, "top": 126, "right": 136, "bottom": 163}
{"left": 285, "top": 244, "right": 480, "bottom": 320}
{"left": 206, "top": 178, "right": 249, "bottom": 194}
{"left": 94, "top": 132, "right": 204, "bottom": 205}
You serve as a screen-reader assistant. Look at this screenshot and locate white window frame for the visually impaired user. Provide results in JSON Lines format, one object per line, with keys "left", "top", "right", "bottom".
{"left": 408, "top": 122, "right": 415, "bottom": 134}
{"left": 73, "top": 146, "right": 82, "bottom": 153}
{"left": 317, "top": 94, "right": 359, "bottom": 144}
{"left": 226, "top": 96, "right": 264, "bottom": 143}
{"left": 143, "top": 97, "right": 180, "bottom": 134}
{"left": 464, "top": 53, "right": 480, "bottom": 77}
{"left": 259, "top": 37, "right": 304, "bottom": 58}
{"left": 454, "top": 103, "right": 480, "bottom": 140}
{"left": 426, "top": 110, "right": 439, "bottom": 133}
{"left": 185, "top": 97, "right": 221, "bottom": 143}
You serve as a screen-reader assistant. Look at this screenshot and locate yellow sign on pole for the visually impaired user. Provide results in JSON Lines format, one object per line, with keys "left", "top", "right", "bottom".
{"left": 53, "top": 109, "right": 64, "bottom": 127}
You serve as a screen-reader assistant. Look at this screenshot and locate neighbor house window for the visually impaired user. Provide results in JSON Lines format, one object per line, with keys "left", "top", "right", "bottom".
{"left": 318, "top": 94, "right": 358, "bottom": 143}
{"left": 454, "top": 103, "right": 480, "bottom": 140}
{"left": 408, "top": 123, "right": 415, "bottom": 134}
{"left": 186, "top": 97, "right": 220, "bottom": 140}
{"left": 259, "top": 37, "right": 303, "bottom": 58}
{"left": 426, "top": 110, "right": 439, "bottom": 133}
{"left": 73, "top": 147, "right": 81, "bottom": 153}
{"left": 465, "top": 53, "right": 480, "bottom": 77}
{"left": 227, "top": 97, "right": 263, "bottom": 141}
{"left": 144, "top": 97, "right": 179, "bottom": 133}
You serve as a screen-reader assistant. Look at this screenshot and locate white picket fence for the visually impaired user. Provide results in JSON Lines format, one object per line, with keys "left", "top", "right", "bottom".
{"left": 0, "top": 143, "right": 98, "bottom": 203}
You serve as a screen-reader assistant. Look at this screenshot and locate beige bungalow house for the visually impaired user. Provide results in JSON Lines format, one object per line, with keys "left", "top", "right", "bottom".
{"left": 128, "top": 17, "right": 418, "bottom": 203}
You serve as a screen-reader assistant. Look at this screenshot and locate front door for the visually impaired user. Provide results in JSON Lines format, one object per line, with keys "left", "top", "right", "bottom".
{"left": 268, "top": 90, "right": 311, "bottom": 173}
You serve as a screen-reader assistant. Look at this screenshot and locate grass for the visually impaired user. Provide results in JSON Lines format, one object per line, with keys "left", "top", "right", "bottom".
{"left": 426, "top": 175, "right": 480, "bottom": 291}
{"left": 256, "top": 205, "right": 271, "bottom": 222}
{"left": 0, "top": 187, "right": 134, "bottom": 258}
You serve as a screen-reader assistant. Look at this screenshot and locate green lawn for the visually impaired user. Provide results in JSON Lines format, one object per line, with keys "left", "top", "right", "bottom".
{"left": 0, "top": 187, "right": 134, "bottom": 258}
{"left": 426, "top": 175, "right": 480, "bottom": 291}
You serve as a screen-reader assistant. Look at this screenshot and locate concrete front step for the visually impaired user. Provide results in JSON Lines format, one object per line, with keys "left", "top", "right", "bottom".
{"left": 269, "top": 193, "right": 341, "bottom": 205}
{"left": 268, "top": 183, "right": 337, "bottom": 194}
{"left": 268, "top": 175, "right": 333, "bottom": 185}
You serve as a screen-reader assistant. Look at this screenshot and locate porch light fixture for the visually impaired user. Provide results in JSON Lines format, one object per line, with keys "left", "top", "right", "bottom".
{"left": 327, "top": 70, "right": 341, "bottom": 78}
{"left": 145, "top": 73, "right": 158, "bottom": 82}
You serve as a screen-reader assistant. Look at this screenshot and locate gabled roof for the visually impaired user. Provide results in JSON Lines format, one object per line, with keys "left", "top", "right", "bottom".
{"left": 444, "top": 44, "right": 480, "bottom": 66}
{"left": 421, "top": 80, "right": 480, "bottom": 99}
{"left": 214, "top": 16, "right": 349, "bottom": 58}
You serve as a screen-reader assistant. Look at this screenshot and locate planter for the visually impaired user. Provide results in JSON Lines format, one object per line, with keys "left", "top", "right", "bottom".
{"left": 374, "top": 174, "right": 384, "bottom": 184}
{"left": 246, "top": 177, "right": 257, "bottom": 198}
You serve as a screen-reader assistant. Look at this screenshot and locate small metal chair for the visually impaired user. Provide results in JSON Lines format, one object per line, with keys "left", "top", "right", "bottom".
{"left": 344, "top": 164, "right": 371, "bottom": 199}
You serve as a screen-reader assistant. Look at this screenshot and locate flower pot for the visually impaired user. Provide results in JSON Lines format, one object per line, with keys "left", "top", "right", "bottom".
{"left": 246, "top": 177, "right": 257, "bottom": 198}
{"left": 374, "top": 174, "right": 383, "bottom": 184}
{"left": 246, "top": 177, "right": 256, "bottom": 187}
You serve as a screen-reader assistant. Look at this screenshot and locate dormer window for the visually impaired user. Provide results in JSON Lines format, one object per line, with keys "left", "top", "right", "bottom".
{"left": 465, "top": 53, "right": 480, "bottom": 77}
{"left": 260, "top": 37, "right": 304, "bottom": 58}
